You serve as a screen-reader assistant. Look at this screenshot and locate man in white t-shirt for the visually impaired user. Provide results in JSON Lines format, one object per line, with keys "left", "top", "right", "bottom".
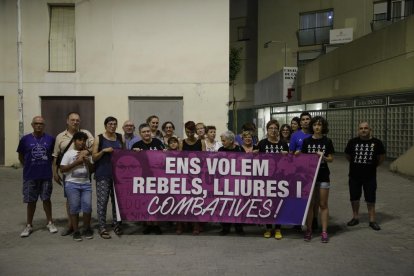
{"left": 60, "top": 132, "right": 94, "bottom": 241}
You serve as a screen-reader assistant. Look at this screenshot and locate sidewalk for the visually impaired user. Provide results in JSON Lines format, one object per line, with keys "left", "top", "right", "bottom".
{"left": 0, "top": 156, "right": 413, "bottom": 275}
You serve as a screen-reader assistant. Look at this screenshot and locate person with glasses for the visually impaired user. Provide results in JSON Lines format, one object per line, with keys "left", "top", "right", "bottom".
{"left": 92, "top": 116, "right": 124, "bottom": 239}
{"left": 279, "top": 124, "right": 292, "bottom": 147}
{"left": 52, "top": 112, "right": 94, "bottom": 236}
{"left": 18, "top": 116, "right": 58, "bottom": 237}
{"left": 161, "top": 121, "right": 179, "bottom": 148}
{"left": 122, "top": 120, "right": 141, "bottom": 150}
{"left": 257, "top": 120, "right": 288, "bottom": 240}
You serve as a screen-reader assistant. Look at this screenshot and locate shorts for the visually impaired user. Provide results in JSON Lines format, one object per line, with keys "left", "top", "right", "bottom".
{"left": 349, "top": 177, "right": 377, "bottom": 203}
{"left": 316, "top": 182, "right": 331, "bottom": 189}
{"left": 64, "top": 181, "right": 92, "bottom": 214}
{"left": 23, "top": 179, "right": 53, "bottom": 203}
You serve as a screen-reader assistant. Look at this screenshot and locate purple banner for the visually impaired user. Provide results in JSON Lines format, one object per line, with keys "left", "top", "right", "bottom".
{"left": 112, "top": 150, "right": 320, "bottom": 225}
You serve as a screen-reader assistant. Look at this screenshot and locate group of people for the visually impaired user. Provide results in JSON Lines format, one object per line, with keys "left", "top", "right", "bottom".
{"left": 17, "top": 111, "right": 385, "bottom": 243}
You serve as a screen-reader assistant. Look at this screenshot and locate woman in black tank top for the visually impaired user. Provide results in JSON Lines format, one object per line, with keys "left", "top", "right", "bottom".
{"left": 178, "top": 121, "right": 205, "bottom": 235}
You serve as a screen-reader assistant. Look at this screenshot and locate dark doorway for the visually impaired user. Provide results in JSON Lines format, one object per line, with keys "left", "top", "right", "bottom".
{"left": 0, "top": 97, "right": 4, "bottom": 165}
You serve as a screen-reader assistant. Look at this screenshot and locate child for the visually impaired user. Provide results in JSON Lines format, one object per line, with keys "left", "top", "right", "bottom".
{"left": 167, "top": 136, "right": 179, "bottom": 151}
{"left": 60, "top": 131, "right": 94, "bottom": 241}
{"left": 301, "top": 116, "right": 334, "bottom": 243}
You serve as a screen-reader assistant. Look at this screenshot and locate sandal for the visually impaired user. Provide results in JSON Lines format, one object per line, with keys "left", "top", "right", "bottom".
{"left": 99, "top": 229, "right": 111, "bottom": 239}
{"left": 113, "top": 224, "right": 123, "bottom": 235}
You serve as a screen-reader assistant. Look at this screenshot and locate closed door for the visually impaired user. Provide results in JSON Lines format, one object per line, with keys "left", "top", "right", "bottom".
{"left": 41, "top": 96, "right": 95, "bottom": 137}
{"left": 0, "top": 97, "right": 4, "bottom": 165}
{"left": 129, "top": 97, "right": 183, "bottom": 138}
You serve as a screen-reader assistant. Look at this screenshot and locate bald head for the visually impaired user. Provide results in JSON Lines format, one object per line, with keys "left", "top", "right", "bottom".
{"left": 358, "top": 121, "right": 372, "bottom": 140}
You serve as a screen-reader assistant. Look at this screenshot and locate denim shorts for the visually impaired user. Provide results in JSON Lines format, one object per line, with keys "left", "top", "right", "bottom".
{"left": 64, "top": 181, "right": 92, "bottom": 214}
{"left": 316, "top": 181, "right": 331, "bottom": 189}
{"left": 23, "top": 179, "right": 53, "bottom": 203}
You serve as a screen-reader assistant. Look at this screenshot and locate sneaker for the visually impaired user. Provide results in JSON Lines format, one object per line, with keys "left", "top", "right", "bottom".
{"left": 73, "top": 231, "right": 82, "bottom": 242}
{"left": 304, "top": 230, "right": 312, "bottom": 242}
{"left": 61, "top": 227, "right": 74, "bottom": 236}
{"left": 83, "top": 228, "right": 94, "bottom": 239}
{"left": 46, "top": 222, "right": 58, "bottom": 233}
{"left": 369, "top": 222, "right": 381, "bottom": 231}
{"left": 347, "top": 218, "right": 359, "bottom": 226}
{"left": 21, "top": 224, "right": 33, "bottom": 238}
{"left": 263, "top": 230, "right": 272, "bottom": 238}
{"left": 321, "top": 231, "right": 329, "bottom": 243}
{"left": 274, "top": 229, "right": 283, "bottom": 240}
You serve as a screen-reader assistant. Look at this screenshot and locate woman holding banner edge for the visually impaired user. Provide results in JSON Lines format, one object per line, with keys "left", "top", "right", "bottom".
{"left": 300, "top": 116, "right": 334, "bottom": 243}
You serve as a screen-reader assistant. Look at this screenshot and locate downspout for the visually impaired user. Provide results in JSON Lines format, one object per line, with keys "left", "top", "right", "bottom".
{"left": 17, "top": 0, "right": 24, "bottom": 139}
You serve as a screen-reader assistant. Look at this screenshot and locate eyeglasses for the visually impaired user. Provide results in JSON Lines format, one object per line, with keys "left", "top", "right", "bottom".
{"left": 33, "top": 122, "right": 44, "bottom": 125}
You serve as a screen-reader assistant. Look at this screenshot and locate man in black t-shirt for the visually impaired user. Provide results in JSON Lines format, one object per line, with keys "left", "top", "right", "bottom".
{"left": 132, "top": 123, "right": 166, "bottom": 151}
{"left": 132, "top": 123, "right": 165, "bottom": 235}
{"left": 345, "top": 122, "right": 385, "bottom": 231}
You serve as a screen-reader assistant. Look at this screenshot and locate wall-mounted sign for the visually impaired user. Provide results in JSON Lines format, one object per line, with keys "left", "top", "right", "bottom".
{"left": 329, "top": 28, "right": 353, "bottom": 44}
{"left": 328, "top": 100, "right": 353, "bottom": 109}
{"left": 389, "top": 93, "right": 414, "bottom": 105}
{"left": 355, "top": 96, "right": 386, "bottom": 107}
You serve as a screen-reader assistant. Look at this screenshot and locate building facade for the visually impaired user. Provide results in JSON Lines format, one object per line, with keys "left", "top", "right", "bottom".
{"left": 0, "top": 0, "right": 230, "bottom": 165}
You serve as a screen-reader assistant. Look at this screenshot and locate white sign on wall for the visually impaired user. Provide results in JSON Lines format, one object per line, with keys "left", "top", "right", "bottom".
{"left": 329, "top": 28, "right": 353, "bottom": 44}
{"left": 283, "top": 67, "right": 297, "bottom": 102}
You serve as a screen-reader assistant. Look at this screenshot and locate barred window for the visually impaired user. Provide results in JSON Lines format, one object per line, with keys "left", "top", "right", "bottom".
{"left": 49, "top": 5, "right": 75, "bottom": 72}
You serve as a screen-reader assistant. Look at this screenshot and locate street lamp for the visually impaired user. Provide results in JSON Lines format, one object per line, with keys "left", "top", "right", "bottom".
{"left": 264, "top": 40, "right": 287, "bottom": 67}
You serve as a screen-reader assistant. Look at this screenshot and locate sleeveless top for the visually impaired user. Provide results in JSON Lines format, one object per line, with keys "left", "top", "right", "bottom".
{"left": 182, "top": 139, "right": 202, "bottom": 151}
{"left": 204, "top": 140, "right": 221, "bottom": 152}
{"left": 95, "top": 135, "right": 123, "bottom": 180}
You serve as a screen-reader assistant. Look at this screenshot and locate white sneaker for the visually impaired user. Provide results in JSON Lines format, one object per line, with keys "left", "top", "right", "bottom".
{"left": 21, "top": 224, "right": 33, "bottom": 237}
{"left": 46, "top": 222, "right": 58, "bottom": 233}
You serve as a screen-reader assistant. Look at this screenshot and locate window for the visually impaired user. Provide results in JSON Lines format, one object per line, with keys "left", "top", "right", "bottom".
{"left": 298, "top": 9, "right": 333, "bottom": 46}
{"left": 49, "top": 5, "right": 75, "bottom": 72}
{"left": 373, "top": 0, "right": 414, "bottom": 22}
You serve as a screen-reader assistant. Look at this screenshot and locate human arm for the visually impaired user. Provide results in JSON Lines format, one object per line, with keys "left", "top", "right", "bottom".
{"left": 377, "top": 154, "right": 385, "bottom": 166}
{"left": 18, "top": 153, "right": 24, "bottom": 165}
{"left": 92, "top": 135, "right": 113, "bottom": 162}
{"left": 60, "top": 152, "right": 86, "bottom": 173}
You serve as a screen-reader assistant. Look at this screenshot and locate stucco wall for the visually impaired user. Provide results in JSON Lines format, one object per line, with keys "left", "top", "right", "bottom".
{"left": 257, "top": 0, "right": 374, "bottom": 80}
{"left": 0, "top": 0, "right": 229, "bottom": 165}
{"left": 298, "top": 16, "right": 414, "bottom": 101}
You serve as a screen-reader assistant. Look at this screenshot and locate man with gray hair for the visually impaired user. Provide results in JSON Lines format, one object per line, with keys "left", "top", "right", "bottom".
{"left": 17, "top": 116, "right": 58, "bottom": 237}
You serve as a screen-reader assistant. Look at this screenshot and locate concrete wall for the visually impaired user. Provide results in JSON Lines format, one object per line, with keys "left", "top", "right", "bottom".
{"left": 229, "top": 0, "right": 258, "bottom": 110}
{"left": 0, "top": 0, "right": 229, "bottom": 165}
{"left": 390, "top": 146, "right": 414, "bottom": 177}
{"left": 298, "top": 16, "right": 414, "bottom": 101}
{"left": 257, "top": 0, "right": 374, "bottom": 81}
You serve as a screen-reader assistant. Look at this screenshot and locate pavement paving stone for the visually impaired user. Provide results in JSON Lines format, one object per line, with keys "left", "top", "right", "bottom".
{"left": 0, "top": 156, "right": 413, "bottom": 275}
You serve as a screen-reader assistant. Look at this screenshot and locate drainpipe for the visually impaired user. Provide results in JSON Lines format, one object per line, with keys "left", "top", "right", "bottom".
{"left": 17, "top": 0, "right": 24, "bottom": 139}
